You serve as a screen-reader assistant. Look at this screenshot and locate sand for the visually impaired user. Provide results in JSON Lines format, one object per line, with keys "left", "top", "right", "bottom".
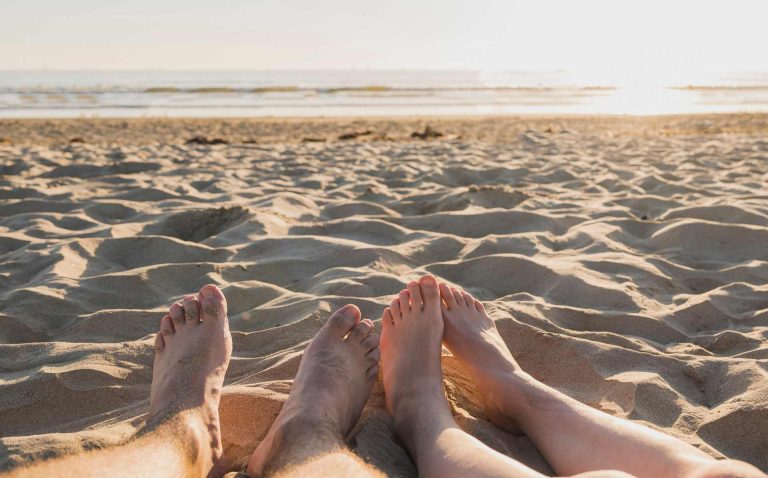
{"left": 0, "top": 115, "right": 766, "bottom": 475}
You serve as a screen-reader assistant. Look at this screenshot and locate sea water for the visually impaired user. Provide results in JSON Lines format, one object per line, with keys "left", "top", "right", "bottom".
{"left": 1, "top": 69, "right": 767, "bottom": 118}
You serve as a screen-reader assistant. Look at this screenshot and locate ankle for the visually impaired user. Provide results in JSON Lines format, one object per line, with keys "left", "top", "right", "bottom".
{"left": 254, "top": 412, "right": 346, "bottom": 476}
{"left": 140, "top": 411, "right": 216, "bottom": 474}
{"left": 477, "top": 370, "right": 539, "bottom": 415}
{"left": 392, "top": 390, "right": 453, "bottom": 438}
{"left": 282, "top": 411, "right": 345, "bottom": 444}
{"left": 278, "top": 401, "right": 347, "bottom": 440}
{"left": 389, "top": 381, "right": 446, "bottom": 416}
{"left": 461, "top": 349, "right": 520, "bottom": 380}
{"left": 392, "top": 397, "right": 458, "bottom": 470}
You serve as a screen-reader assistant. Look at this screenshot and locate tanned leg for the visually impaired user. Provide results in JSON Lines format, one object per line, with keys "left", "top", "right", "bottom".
{"left": 439, "top": 283, "right": 765, "bottom": 478}
{"left": 4, "top": 284, "right": 233, "bottom": 478}
{"left": 246, "top": 304, "right": 384, "bottom": 478}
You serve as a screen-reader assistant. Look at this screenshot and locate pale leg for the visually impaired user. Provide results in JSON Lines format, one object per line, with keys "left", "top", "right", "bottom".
{"left": 439, "top": 283, "right": 765, "bottom": 478}
{"left": 380, "top": 275, "right": 607, "bottom": 478}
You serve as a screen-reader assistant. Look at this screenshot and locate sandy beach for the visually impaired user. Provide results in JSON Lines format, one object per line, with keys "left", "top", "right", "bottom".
{"left": 0, "top": 114, "right": 766, "bottom": 474}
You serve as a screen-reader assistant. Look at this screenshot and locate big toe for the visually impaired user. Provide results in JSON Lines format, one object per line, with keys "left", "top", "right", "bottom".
{"left": 325, "top": 304, "right": 361, "bottom": 337}
{"left": 198, "top": 284, "right": 227, "bottom": 321}
{"left": 419, "top": 274, "right": 440, "bottom": 306}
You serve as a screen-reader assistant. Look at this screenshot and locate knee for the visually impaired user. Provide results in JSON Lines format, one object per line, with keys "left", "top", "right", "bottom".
{"left": 687, "top": 459, "right": 766, "bottom": 478}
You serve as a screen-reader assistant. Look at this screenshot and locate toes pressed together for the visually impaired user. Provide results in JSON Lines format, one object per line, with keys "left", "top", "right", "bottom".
{"left": 154, "top": 274, "right": 510, "bottom": 478}
{"left": 146, "top": 278, "right": 763, "bottom": 478}
{"left": 345, "top": 316, "right": 381, "bottom": 378}
{"left": 384, "top": 276, "right": 479, "bottom": 324}
{"left": 155, "top": 286, "right": 229, "bottom": 352}
{"left": 151, "top": 276, "right": 485, "bottom": 475}
{"left": 154, "top": 276, "right": 479, "bottom": 385}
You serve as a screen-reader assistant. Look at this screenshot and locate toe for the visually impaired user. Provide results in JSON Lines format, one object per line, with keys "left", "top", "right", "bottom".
{"left": 182, "top": 295, "right": 201, "bottom": 322}
{"left": 366, "top": 363, "right": 379, "bottom": 379}
{"left": 382, "top": 307, "right": 394, "bottom": 327}
{"left": 361, "top": 333, "right": 380, "bottom": 351}
{"left": 198, "top": 284, "right": 227, "bottom": 321}
{"left": 439, "top": 282, "right": 455, "bottom": 309}
{"left": 419, "top": 275, "right": 439, "bottom": 308}
{"left": 169, "top": 303, "right": 184, "bottom": 327}
{"left": 154, "top": 333, "right": 165, "bottom": 351}
{"left": 389, "top": 300, "right": 401, "bottom": 321}
{"left": 407, "top": 281, "right": 423, "bottom": 310}
{"left": 462, "top": 291, "right": 474, "bottom": 306}
{"left": 348, "top": 319, "right": 373, "bottom": 342}
{"left": 160, "top": 314, "right": 175, "bottom": 335}
{"left": 398, "top": 290, "right": 411, "bottom": 314}
{"left": 326, "top": 304, "right": 361, "bottom": 337}
{"left": 474, "top": 299, "right": 485, "bottom": 312}
{"left": 451, "top": 288, "right": 465, "bottom": 306}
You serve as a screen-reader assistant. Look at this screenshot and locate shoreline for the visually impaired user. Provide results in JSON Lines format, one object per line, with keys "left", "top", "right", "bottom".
{"left": 2, "top": 113, "right": 768, "bottom": 146}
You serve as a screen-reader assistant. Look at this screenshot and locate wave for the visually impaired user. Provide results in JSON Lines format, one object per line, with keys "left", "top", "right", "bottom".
{"left": 0, "top": 97, "right": 589, "bottom": 110}
{"left": 2, "top": 85, "right": 621, "bottom": 95}
{"left": 15, "top": 84, "right": 768, "bottom": 96}
{"left": 16, "top": 84, "right": 768, "bottom": 96}
{"left": 671, "top": 85, "right": 768, "bottom": 92}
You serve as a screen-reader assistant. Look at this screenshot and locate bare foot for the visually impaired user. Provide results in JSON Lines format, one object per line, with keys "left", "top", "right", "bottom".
{"left": 383, "top": 276, "right": 561, "bottom": 478}
{"left": 438, "top": 284, "right": 524, "bottom": 431}
{"left": 380, "top": 275, "right": 452, "bottom": 454}
{"left": 147, "top": 284, "right": 232, "bottom": 477}
{"left": 247, "top": 304, "right": 380, "bottom": 476}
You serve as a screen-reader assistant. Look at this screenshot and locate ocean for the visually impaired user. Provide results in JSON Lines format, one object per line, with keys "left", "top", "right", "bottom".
{"left": 1, "top": 70, "right": 767, "bottom": 118}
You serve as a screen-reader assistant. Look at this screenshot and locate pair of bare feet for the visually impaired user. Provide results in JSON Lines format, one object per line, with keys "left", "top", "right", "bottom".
{"left": 148, "top": 274, "right": 512, "bottom": 477}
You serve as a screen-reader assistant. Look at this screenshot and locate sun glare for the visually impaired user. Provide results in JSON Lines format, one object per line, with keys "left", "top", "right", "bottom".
{"left": 1, "top": 0, "right": 767, "bottom": 116}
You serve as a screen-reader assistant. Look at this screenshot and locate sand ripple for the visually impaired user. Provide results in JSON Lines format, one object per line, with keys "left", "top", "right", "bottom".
{"left": 0, "top": 123, "right": 766, "bottom": 473}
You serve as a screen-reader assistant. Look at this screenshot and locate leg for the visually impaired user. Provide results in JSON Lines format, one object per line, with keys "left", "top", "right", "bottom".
{"left": 270, "top": 451, "right": 385, "bottom": 478}
{"left": 439, "top": 284, "right": 765, "bottom": 478}
{"left": 246, "top": 305, "right": 383, "bottom": 477}
{"left": 6, "top": 413, "right": 216, "bottom": 478}
{"left": 381, "top": 275, "right": 555, "bottom": 478}
{"left": 5, "top": 284, "right": 233, "bottom": 478}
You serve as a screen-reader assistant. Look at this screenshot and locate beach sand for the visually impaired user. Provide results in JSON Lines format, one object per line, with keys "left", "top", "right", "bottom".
{"left": 0, "top": 115, "right": 766, "bottom": 475}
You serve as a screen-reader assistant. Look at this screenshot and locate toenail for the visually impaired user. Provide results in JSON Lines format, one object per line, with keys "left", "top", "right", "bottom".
{"left": 200, "top": 286, "right": 214, "bottom": 298}
{"left": 422, "top": 275, "right": 436, "bottom": 286}
{"left": 342, "top": 305, "right": 358, "bottom": 318}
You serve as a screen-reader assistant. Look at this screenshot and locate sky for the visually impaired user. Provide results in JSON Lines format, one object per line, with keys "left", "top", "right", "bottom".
{"left": 2, "top": 0, "right": 767, "bottom": 79}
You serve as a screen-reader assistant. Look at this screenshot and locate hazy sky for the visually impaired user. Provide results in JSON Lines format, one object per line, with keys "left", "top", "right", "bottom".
{"left": 2, "top": 0, "right": 767, "bottom": 76}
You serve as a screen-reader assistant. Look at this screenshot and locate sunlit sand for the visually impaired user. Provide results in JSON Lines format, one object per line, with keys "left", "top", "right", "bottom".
{"left": 0, "top": 115, "right": 766, "bottom": 474}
